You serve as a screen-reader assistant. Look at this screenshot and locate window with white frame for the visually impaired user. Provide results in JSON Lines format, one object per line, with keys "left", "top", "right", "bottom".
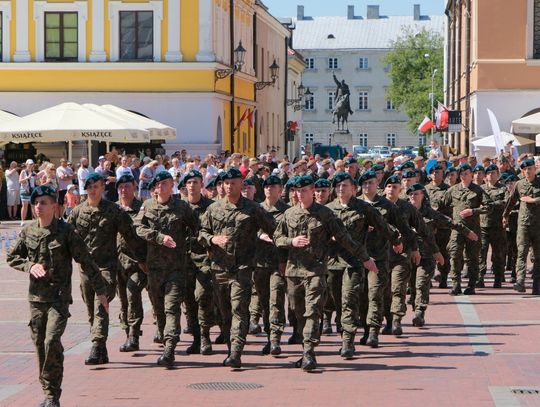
{"left": 305, "top": 57, "right": 314, "bottom": 69}
{"left": 386, "top": 133, "right": 397, "bottom": 148}
{"left": 328, "top": 91, "right": 336, "bottom": 110}
{"left": 304, "top": 94, "right": 315, "bottom": 111}
{"left": 120, "top": 11, "right": 153, "bottom": 61}
{"left": 418, "top": 133, "right": 427, "bottom": 146}
{"left": 328, "top": 57, "right": 338, "bottom": 69}
{"left": 358, "top": 92, "right": 369, "bottom": 110}
{"left": 356, "top": 133, "right": 368, "bottom": 147}
{"left": 386, "top": 99, "right": 396, "bottom": 110}
{"left": 304, "top": 133, "right": 314, "bottom": 144}
{"left": 359, "top": 57, "right": 369, "bottom": 69}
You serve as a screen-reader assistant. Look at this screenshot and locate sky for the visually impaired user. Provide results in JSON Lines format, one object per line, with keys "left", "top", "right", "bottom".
{"left": 262, "top": 0, "right": 446, "bottom": 18}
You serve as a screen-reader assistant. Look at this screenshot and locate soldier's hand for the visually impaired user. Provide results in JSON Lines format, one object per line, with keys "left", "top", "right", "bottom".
{"left": 29, "top": 264, "right": 47, "bottom": 279}
{"left": 211, "top": 235, "right": 228, "bottom": 246}
{"left": 467, "top": 231, "right": 478, "bottom": 241}
{"left": 502, "top": 217, "right": 508, "bottom": 228}
{"left": 368, "top": 226, "right": 374, "bottom": 232}
{"left": 520, "top": 196, "right": 536, "bottom": 204}
{"left": 393, "top": 243, "right": 403, "bottom": 254}
{"left": 259, "top": 233, "right": 273, "bottom": 244}
{"left": 434, "top": 252, "right": 445, "bottom": 266}
{"left": 292, "top": 235, "right": 310, "bottom": 247}
{"left": 410, "top": 250, "right": 421, "bottom": 266}
{"left": 162, "top": 235, "right": 177, "bottom": 248}
{"left": 363, "top": 258, "right": 378, "bottom": 273}
{"left": 460, "top": 208, "right": 474, "bottom": 218}
{"left": 138, "top": 262, "right": 148, "bottom": 274}
{"left": 98, "top": 295, "right": 109, "bottom": 314}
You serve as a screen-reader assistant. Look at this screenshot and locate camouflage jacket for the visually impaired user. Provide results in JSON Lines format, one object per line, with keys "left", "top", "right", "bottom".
{"left": 245, "top": 171, "right": 265, "bottom": 203}
{"left": 254, "top": 199, "right": 290, "bottom": 269}
{"left": 388, "top": 199, "right": 426, "bottom": 264}
{"left": 480, "top": 182, "right": 507, "bottom": 228}
{"left": 135, "top": 196, "right": 198, "bottom": 273}
{"left": 441, "top": 182, "right": 493, "bottom": 232}
{"left": 425, "top": 182, "right": 452, "bottom": 222}
{"left": 274, "top": 202, "right": 370, "bottom": 277}
{"left": 199, "top": 196, "right": 275, "bottom": 272}
{"left": 8, "top": 218, "right": 106, "bottom": 303}
{"left": 117, "top": 198, "right": 147, "bottom": 271}
{"left": 326, "top": 196, "right": 401, "bottom": 270}
{"left": 68, "top": 199, "right": 146, "bottom": 272}
{"left": 503, "top": 176, "right": 540, "bottom": 227}
{"left": 183, "top": 195, "right": 214, "bottom": 271}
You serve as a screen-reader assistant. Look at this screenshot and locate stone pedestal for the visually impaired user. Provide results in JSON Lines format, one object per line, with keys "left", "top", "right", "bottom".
{"left": 331, "top": 130, "right": 351, "bottom": 146}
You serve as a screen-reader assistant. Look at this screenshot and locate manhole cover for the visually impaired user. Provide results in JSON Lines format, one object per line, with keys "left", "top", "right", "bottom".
{"left": 187, "top": 382, "right": 263, "bottom": 391}
{"left": 511, "top": 388, "right": 540, "bottom": 395}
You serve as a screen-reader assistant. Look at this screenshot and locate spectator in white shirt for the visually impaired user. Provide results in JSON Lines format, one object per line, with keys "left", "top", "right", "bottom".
{"left": 56, "top": 158, "right": 74, "bottom": 212}
{"left": 115, "top": 155, "right": 133, "bottom": 179}
{"left": 77, "top": 157, "right": 94, "bottom": 199}
{"left": 94, "top": 156, "right": 107, "bottom": 175}
{"left": 168, "top": 158, "right": 182, "bottom": 196}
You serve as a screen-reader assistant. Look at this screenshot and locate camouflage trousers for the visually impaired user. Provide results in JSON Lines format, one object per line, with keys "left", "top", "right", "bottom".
{"left": 324, "top": 268, "right": 343, "bottom": 329}
{"left": 29, "top": 301, "right": 70, "bottom": 400}
{"left": 184, "top": 263, "right": 214, "bottom": 335}
{"left": 448, "top": 229, "right": 481, "bottom": 287}
{"left": 287, "top": 275, "right": 326, "bottom": 352}
{"left": 360, "top": 258, "right": 389, "bottom": 328}
{"left": 80, "top": 268, "right": 116, "bottom": 344}
{"left": 506, "top": 224, "right": 518, "bottom": 274}
{"left": 212, "top": 269, "right": 252, "bottom": 352}
{"left": 148, "top": 271, "right": 184, "bottom": 346}
{"left": 269, "top": 271, "right": 287, "bottom": 343}
{"left": 252, "top": 268, "right": 272, "bottom": 335}
{"left": 117, "top": 265, "right": 147, "bottom": 336}
{"left": 249, "top": 279, "right": 262, "bottom": 322}
{"left": 340, "top": 267, "right": 365, "bottom": 338}
{"left": 435, "top": 228, "right": 451, "bottom": 282}
{"left": 479, "top": 226, "right": 507, "bottom": 281}
{"left": 413, "top": 258, "right": 436, "bottom": 311}
{"left": 385, "top": 258, "right": 411, "bottom": 319}
{"left": 516, "top": 226, "right": 540, "bottom": 286}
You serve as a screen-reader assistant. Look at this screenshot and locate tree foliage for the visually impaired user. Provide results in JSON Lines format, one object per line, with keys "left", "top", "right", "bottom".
{"left": 383, "top": 28, "right": 444, "bottom": 134}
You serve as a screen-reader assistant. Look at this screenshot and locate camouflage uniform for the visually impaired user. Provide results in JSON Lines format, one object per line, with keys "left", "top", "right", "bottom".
{"left": 503, "top": 175, "right": 540, "bottom": 292}
{"left": 245, "top": 170, "right": 265, "bottom": 203}
{"left": 135, "top": 197, "right": 198, "bottom": 348}
{"left": 505, "top": 188, "right": 519, "bottom": 280}
{"left": 68, "top": 199, "right": 145, "bottom": 351}
{"left": 479, "top": 181, "right": 508, "bottom": 286}
{"left": 7, "top": 219, "right": 106, "bottom": 403}
{"left": 198, "top": 196, "right": 275, "bottom": 355}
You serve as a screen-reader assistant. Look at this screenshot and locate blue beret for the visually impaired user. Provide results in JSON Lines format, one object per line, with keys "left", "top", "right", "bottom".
{"left": 292, "top": 175, "right": 314, "bottom": 188}
{"left": 520, "top": 158, "right": 535, "bottom": 169}
{"left": 458, "top": 163, "right": 473, "bottom": 174}
{"left": 224, "top": 167, "right": 243, "bottom": 179}
{"left": 372, "top": 164, "right": 385, "bottom": 172}
{"left": 206, "top": 177, "right": 218, "bottom": 189}
{"left": 399, "top": 161, "right": 415, "bottom": 171}
{"left": 359, "top": 170, "right": 377, "bottom": 184}
{"left": 429, "top": 164, "right": 444, "bottom": 174}
{"left": 30, "top": 185, "right": 57, "bottom": 205}
{"left": 384, "top": 175, "right": 401, "bottom": 187}
{"left": 263, "top": 175, "right": 282, "bottom": 187}
{"left": 315, "top": 178, "right": 332, "bottom": 188}
{"left": 331, "top": 171, "right": 355, "bottom": 187}
{"left": 116, "top": 174, "right": 135, "bottom": 189}
{"left": 402, "top": 170, "right": 416, "bottom": 179}
{"left": 406, "top": 183, "right": 426, "bottom": 195}
{"left": 473, "top": 165, "right": 485, "bottom": 173}
{"left": 344, "top": 157, "right": 358, "bottom": 166}
{"left": 485, "top": 164, "right": 499, "bottom": 174}
{"left": 84, "top": 172, "right": 104, "bottom": 190}
{"left": 183, "top": 170, "right": 203, "bottom": 183}
{"left": 243, "top": 178, "right": 254, "bottom": 186}
{"left": 149, "top": 171, "right": 173, "bottom": 189}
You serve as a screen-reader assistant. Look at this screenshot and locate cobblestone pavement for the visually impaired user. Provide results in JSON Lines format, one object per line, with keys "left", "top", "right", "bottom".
{"left": 1, "top": 221, "right": 539, "bottom": 407}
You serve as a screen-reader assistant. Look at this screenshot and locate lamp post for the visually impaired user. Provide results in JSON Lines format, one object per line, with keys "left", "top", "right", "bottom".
{"left": 255, "top": 59, "right": 280, "bottom": 90}
{"left": 214, "top": 41, "right": 247, "bottom": 80}
{"left": 431, "top": 68, "right": 438, "bottom": 140}
{"left": 287, "top": 83, "right": 311, "bottom": 111}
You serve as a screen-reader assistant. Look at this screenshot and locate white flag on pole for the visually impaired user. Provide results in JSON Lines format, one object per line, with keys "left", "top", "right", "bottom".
{"left": 487, "top": 108, "right": 504, "bottom": 154}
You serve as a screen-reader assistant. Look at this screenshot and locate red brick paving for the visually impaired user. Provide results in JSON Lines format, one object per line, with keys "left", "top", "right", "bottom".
{"left": 0, "top": 221, "right": 539, "bottom": 407}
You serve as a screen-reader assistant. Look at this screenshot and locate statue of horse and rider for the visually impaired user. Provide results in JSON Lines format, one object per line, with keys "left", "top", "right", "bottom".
{"left": 332, "top": 73, "right": 353, "bottom": 132}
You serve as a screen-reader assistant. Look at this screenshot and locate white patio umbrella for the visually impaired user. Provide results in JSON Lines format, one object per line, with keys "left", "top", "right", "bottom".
{"left": 84, "top": 104, "right": 176, "bottom": 140}
{"left": 0, "top": 110, "right": 18, "bottom": 122}
{"left": 512, "top": 112, "right": 540, "bottom": 134}
{"left": 471, "top": 131, "right": 535, "bottom": 148}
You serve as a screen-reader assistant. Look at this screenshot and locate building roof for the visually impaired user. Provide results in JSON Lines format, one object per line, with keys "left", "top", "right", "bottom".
{"left": 293, "top": 15, "right": 445, "bottom": 50}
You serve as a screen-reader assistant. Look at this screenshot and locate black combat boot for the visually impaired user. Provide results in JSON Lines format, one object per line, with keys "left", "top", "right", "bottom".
{"left": 186, "top": 331, "right": 201, "bottom": 355}
{"left": 513, "top": 282, "right": 526, "bottom": 293}
{"left": 359, "top": 326, "right": 369, "bottom": 345}
{"left": 200, "top": 331, "right": 213, "bottom": 355}
{"left": 532, "top": 280, "right": 540, "bottom": 295}
{"left": 322, "top": 313, "right": 333, "bottom": 334}
{"left": 464, "top": 286, "right": 476, "bottom": 295}
{"left": 438, "top": 278, "right": 448, "bottom": 289}
{"left": 85, "top": 342, "right": 108, "bottom": 365}
{"left": 157, "top": 342, "right": 175, "bottom": 367}
{"left": 301, "top": 350, "right": 317, "bottom": 371}
{"left": 270, "top": 338, "right": 281, "bottom": 356}
{"left": 340, "top": 332, "right": 355, "bottom": 359}
{"left": 262, "top": 340, "right": 271, "bottom": 355}
{"left": 392, "top": 315, "right": 403, "bottom": 336}
{"left": 214, "top": 331, "right": 226, "bottom": 344}
{"left": 119, "top": 335, "right": 139, "bottom": 352}
{"left": 153, "top": 328, "right": 164, "bottom": 344}
{"left": 288, "top": 330, "right": 302, "bottom": 345}
{"left": 223, "top": 351, "right": 242, "bottom": 368}
{"left": 493, "top": 276, "right": 502, "bottom": 289}
{"left": 381, "top": 316, "right": 392, "bottom": 335}
{"left": 449, "top": 281, "right": 462, "bottom": 296}
{"left": 412, "top": 310, "right": 425, "bottom": 327}
{"left": 476, "top": 278, "right": 485, "bottom": 288}
{"left": 366, "top": 327, "right": 379, "bottom": 348}
{"left": 248, "top": 319, "right": 262, "bottom": 335}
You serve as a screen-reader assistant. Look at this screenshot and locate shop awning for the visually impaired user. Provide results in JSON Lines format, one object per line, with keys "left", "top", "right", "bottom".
{"left": 512, "top": 112, "right": 540, "bottom": 134}
{"left": 471, "top": 131, "right": 535, "bottom": 148}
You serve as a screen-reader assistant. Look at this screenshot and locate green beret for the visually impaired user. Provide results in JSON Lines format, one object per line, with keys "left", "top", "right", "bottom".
{"left": 485, "top": 164, "right": 499, "bottom": 174}
{"left": 457, "top": 163, "right": 473, "bottom": 174}
{"left": 406, "top": 183, "right": 426, "bottom": 195}
{"left": 384, "top": 175, "right": 401, "bottom": 187}
{"left": 520, "top": 158, "right": 535, "bottom": 169}
{"left": 224, "top": 167, "right": 243, "bottom": 179}
{"left": 446, "top": 166, "right": 457, "bottom": 175}
{"left": 243, "top": 178, "right": 254, "bottom": 186}
{"left": 315, "top": 178, "right": 331, "bottom": 189}
{"left": 429, "top": 164, "right": 444, "bottom": 174}
{"left": 344, "top": 157, "right": 358, "bottom": 166}
{"left": 263, "top": 175, "right": 282, "bottom": 187}
{"left": 84, "top": 172, "right": 104, "bottom": 190}
{"left": 292, "top": 175, "right": 314, "bottom": 188}
{"left": 359, "top": 170, "right": 376, "bottom": 184}
{"left": 473, "top": 165, "right": 485, "bottom": 173}
{"left": 116, "top": 174, "right": 135, "bottom": 189}
{"left": 178, "top": 178, "right": 185, "bottom": 189}
{"left": 30, "top": 185, "right": 58, "bottom": 205}
{"left": 216, "top": 171, "right": 227, "bottom": 182}
{"left": 183, "top": 170, "right": 203, "bottom": 183}
{"left": 372, "top": 164, "right": 385, "bottom": 172}
{"left": 149, "top": 171, "right": 173, "bottom": 189}
{"left": 331, "top": 171, "right": 354, "bottom": 187}
{"left": 402, "top": 170, "right": 416, "bottom": 179}
{"left": 399, "top": 161, "right": 415, "bottom": 171}
{"left": 285, "top": 176, "right": 300, "bottom": 188}
{"left": 502, "top": 173, "right": 519, "bottom": 183}
{"left": 206, "top": 177, "right": 218, "bottom": 189}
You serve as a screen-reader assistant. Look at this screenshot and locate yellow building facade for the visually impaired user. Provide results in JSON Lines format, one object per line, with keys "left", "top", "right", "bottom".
{"left": 0, "top": 0, "right": 277, "bottom": 160}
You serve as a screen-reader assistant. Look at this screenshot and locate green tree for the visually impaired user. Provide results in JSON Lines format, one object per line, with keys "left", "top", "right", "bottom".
{"left": 383, "top": 28, "right": 444, "bottom": 134}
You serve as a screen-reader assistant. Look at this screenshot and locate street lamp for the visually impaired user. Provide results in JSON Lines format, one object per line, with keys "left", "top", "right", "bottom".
{"left": 430, "top": 68, "right": 438, "bottom": 139}
{"left": 287, "top": 83, "right": 310, "bottom": 111}
{"left": 255, "top": 59, "right": 280, "bottom": 90}
{"left": 215, "top": 41, "right": 247, "bottom": 81}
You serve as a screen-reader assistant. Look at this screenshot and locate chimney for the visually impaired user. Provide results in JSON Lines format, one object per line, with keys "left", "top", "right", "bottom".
{"left": 414, "top": 4, "right": 421, "bottom": 20}
{"left": 297, "top": 5, "right": 304, "bottom": 21}
{"left": 348, "top": 5, "right": 355, "bottom": 20}
{"left": 367, "top": 5, "right": 379, "bottom": 19}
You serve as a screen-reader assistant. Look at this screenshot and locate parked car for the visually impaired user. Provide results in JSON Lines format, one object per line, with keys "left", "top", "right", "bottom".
{"left": 369, "top": 146, "right": 391, "bottom": 159}
{"left": 352, "top": 145, "right": 372, "bottom": 159}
